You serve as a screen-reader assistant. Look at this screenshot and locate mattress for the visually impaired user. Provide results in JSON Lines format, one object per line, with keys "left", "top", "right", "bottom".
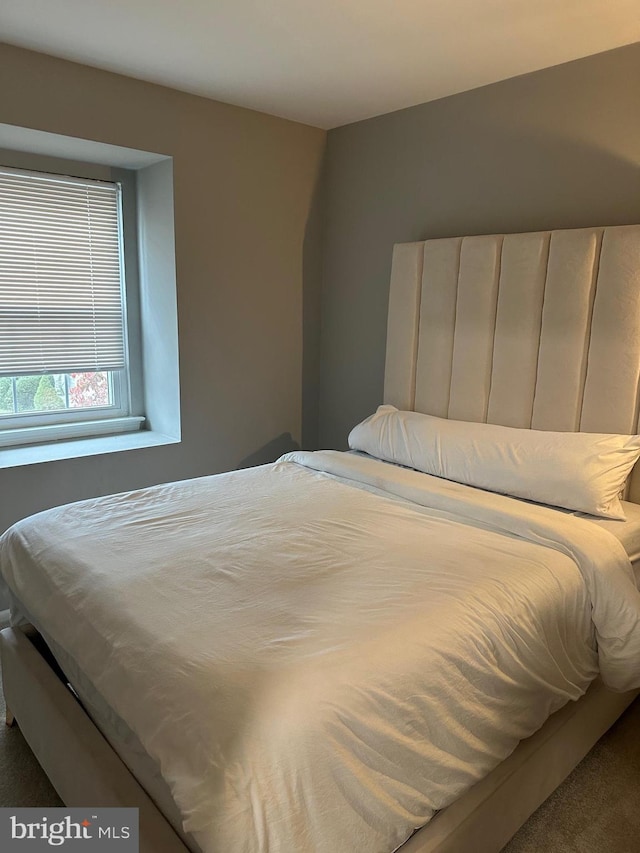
{"left": 2, "top": 452, "right": 640, "bottom": 853}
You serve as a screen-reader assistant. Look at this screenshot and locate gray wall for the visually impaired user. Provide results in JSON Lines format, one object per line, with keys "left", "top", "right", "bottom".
{"left": 0, "top": 43, "right": 325, "bottom": 534}
{"left": 319, "top": 43, "right": 640, "bottom": 450}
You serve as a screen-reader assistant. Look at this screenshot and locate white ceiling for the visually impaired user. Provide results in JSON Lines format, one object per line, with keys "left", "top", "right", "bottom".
{"left": 1, "top": 0, "right": 638, "bottom": 129}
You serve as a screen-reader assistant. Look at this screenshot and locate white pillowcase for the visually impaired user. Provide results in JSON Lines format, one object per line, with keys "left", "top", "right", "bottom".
{"left": 348, "top": 406, "right": 640, "bottom": 520}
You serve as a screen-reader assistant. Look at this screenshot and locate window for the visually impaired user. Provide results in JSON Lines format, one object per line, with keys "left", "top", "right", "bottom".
{"left": 0, "top": 166, "right": 143, "bottom": 447}
{"left": 0, "top": 124, "right": 180, "bottom": 467}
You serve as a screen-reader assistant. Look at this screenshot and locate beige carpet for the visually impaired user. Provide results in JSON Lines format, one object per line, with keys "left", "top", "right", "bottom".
{"left": 502, "top": 694, "right": 640, "bottom": 852}
{"left": 1, "top": 662, "right": 639, "bottom": 851}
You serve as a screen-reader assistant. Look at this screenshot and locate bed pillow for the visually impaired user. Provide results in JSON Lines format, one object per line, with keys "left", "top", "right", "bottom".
{"left": 348, "top": 405, "right": 640, "bottom": 519}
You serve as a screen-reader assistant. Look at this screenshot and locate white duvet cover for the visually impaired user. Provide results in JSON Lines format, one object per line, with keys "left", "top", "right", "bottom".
{"left": 2, "top": 451, "right": 640, "bottom": 853}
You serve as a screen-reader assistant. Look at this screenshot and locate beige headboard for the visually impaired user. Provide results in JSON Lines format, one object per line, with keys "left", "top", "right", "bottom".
{"left": 384, "top": 224, "right": 640, "bottom": 502}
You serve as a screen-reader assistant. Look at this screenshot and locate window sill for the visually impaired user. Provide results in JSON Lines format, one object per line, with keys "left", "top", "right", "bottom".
{"left": 0, "top": 416, "right": 145, "bottom": 449}
{"left": 0, "top": 428, "right": 180, "bottom": 469}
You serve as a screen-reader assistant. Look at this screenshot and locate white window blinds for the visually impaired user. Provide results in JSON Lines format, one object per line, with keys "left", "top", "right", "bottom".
{"left": 0, "top": 168, "right": 126, "bottom": 377}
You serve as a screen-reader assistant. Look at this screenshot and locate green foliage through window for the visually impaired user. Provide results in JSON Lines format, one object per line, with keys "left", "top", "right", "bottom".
{"left": 16, "top": 375, "right": 40, "bottom": 412}
{"left": 34, "top": 375, "right": 65, "bottom": 411}
{"left": 0, "top": 377, "right": 12, "bottom": 414}
{"left": 0, "top": 372, "right": 113, "bottom": 418}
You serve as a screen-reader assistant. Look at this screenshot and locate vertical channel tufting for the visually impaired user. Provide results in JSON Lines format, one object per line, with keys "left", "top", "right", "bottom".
{"left": 532, "top": 228, "right": 602, "bottom": 431}
{"left": 487, "top": 232, "right": 550, "bottom": 427}
{"left": 383, "top": 242, "right": 425, "bottom": 410}
{"left": 384, "top": 224, "right": 640, "bottom": 481}
{"left": 580, "top": 225, "right": 640, "bottom": 434}
{"left": 414, "top": 238, "right": 462, "bottom": 416}
{"left": 447, "top": 235, "right": 502, "bottom": 422}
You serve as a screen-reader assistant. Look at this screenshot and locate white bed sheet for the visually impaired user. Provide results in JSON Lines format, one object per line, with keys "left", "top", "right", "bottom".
{"left": 587, "top": 501, "right": 640, "bottom": 571}
{"left": 2, "top": 452, "right": 640, "bottom": 853}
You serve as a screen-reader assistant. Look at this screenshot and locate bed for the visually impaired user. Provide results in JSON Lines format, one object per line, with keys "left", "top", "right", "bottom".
{"left": 2, "top": 223, "right": 640, "bottom": 853}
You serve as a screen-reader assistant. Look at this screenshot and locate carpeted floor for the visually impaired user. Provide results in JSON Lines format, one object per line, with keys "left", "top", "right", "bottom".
{"left": 1, "top": 662, "right": 639, "bottom": 851}
{"left": 502, "top": 695, "right": 640, "bottom": 852}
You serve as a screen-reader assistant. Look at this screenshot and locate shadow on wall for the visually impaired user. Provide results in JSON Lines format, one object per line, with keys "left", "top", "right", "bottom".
{"left": 237, "top": 433, "right": 300, "bottom": 469}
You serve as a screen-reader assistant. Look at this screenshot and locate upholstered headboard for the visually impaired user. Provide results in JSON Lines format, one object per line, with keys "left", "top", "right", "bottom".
{"left": 384, "top": 224, "right": 640, "bottom": 501}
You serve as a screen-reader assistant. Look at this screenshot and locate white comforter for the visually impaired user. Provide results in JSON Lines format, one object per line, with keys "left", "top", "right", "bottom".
{"left": 2, "top": 451, "right": 640, "bottom": 853}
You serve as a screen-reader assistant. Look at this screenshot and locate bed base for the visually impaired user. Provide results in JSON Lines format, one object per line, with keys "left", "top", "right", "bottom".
{"left": 402, "top": 680, "right": 638, "bottom": 852}
{"left": 0, "top": 626, "right": 189, "bottom": 853}
{"left": 1, "top": 625, "right": 637, "bottom": 853}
